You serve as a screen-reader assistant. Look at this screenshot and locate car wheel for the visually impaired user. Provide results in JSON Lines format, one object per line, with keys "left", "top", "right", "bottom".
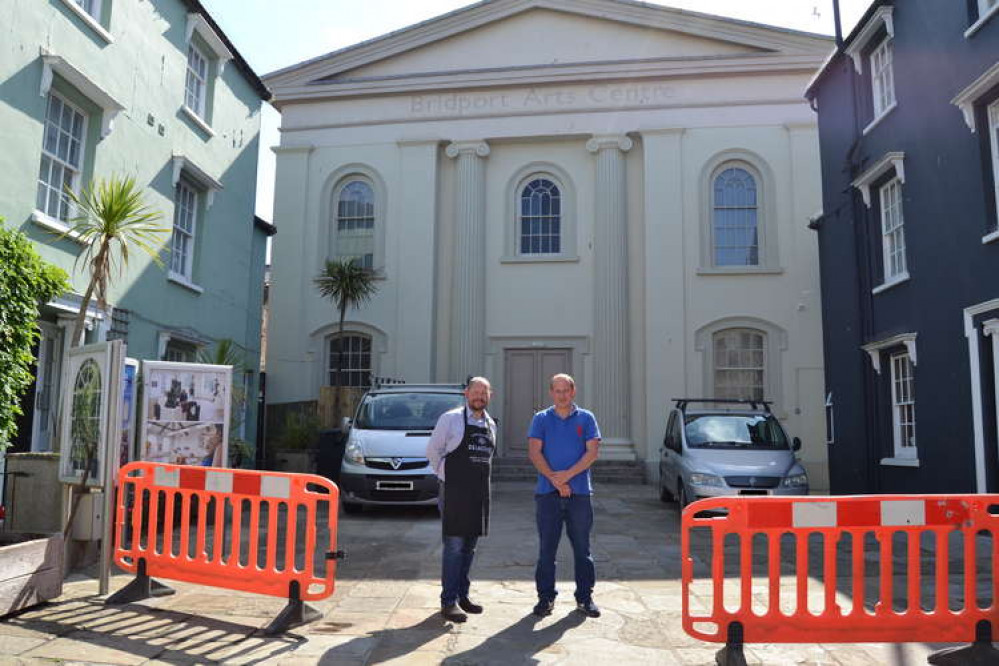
{"left": 342, "top": 502, "right": 363, "bottom": 515}
{"left": 658, "top": 476, "right": 673, "bottom": 503}
{"left": 678, "top": 482, "right": 689, "bottom": 513}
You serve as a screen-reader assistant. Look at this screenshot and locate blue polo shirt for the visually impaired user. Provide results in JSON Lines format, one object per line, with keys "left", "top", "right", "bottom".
{"left": 528, "top": 405, "right": 601, "bottom": 495}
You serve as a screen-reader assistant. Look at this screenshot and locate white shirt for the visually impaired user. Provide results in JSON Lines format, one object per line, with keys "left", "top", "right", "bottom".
{"left": 425, "top": 405, "right": 496, "bottom": 481}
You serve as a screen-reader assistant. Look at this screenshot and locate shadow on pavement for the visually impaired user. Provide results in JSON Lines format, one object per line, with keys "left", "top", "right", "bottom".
{"left": 441, "top": 612, "right": 585, "bottom": 665}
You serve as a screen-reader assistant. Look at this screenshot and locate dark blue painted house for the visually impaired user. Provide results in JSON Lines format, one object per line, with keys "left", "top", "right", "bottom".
{"left": 806, "top": 0, "right": 999, "bottom": 494}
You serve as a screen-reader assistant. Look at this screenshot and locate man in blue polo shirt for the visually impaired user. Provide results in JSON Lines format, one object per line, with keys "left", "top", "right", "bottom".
{"left": 527, "top": 373, "right": 602, "bottom": 618}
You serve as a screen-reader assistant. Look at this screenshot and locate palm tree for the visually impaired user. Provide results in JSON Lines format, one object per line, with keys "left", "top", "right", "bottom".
{"left": 64, "top": 176, "right": 169, "bottom": 347}
{"left": 313, "top": 258, "right": 379, "bottom": 419}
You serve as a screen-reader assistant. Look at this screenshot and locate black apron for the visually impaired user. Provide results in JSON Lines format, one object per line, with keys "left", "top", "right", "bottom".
{"left": 442, "top": 408, "right": 495, "bottom": 537}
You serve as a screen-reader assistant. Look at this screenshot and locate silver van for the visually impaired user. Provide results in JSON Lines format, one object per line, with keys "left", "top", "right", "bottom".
{"left": 658, "top": 399, "right": 808, "bottom": 508}
{"left": 339, "top": 384, "right": 465, "bottom": 514}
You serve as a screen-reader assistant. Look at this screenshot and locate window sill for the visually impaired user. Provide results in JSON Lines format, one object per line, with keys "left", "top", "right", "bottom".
{"left": 862, "top": 101, "right": 897, "bottom": 135}
{"left": 181, "top": 105, "right": 215, "bottom": 138}
{"left": 168, "top": 272, "right": 204, "bottom": 294}
{"left": 500, "top": 255, "right": 579, "bottom": 264}
{"left": 871, "top": 272, "right": 910, "bottom": 295}
{"left": 696, "top": 266, "right": 784, "bottom": 276}
{"left": 58, "top": 0, "right": 113, "bottom": 44}
{"left": 983, "top": 229, "right": 999, "bottom": 245}
{"left": 966, "top": 4, "right": 999, "bottom": 38}
{"left": 880, "top": 456, "right": 920, "bottom": 467}
{"left": 31, "top": 210, "right": 88, "bottom": 245}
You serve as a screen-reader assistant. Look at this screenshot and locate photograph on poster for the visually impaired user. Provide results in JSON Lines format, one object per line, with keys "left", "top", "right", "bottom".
{"left": 118, "top": 360, "right": 138, "bottom": 469}
{"left": 145, "top": 368, "right": 227, "bottom": 423}
{"left": 142, "top": 421, "right": 225, "bottom": 466}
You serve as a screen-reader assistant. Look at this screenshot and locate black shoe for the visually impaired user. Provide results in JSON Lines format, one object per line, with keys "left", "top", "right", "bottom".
{"left": 459, "top": 597, "right": 483, "bottom": 614}
{"left": 441, "top": 604, "right": 467, "bottom": 623}
{"left": 533, "top": 599, "right": 555, "bottom": 617}
{"left": 576, "top": 599, "right": 601, "bottom": 618}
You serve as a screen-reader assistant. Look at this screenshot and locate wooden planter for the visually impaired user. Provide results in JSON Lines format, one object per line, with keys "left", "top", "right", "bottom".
{"left": 0, "top": 532, "right": 63, "bottom": 616}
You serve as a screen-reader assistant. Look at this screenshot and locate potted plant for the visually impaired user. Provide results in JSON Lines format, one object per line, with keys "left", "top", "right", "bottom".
{"left": 273, "top": 411, "right": 319, "bottom": 473}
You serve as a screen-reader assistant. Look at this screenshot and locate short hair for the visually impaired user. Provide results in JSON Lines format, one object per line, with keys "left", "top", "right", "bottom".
{"left": 549, "top": 373, "right": 575, "bottom": 390}
{"left": 466, "top": 376, "right": 492, "bottom": 392}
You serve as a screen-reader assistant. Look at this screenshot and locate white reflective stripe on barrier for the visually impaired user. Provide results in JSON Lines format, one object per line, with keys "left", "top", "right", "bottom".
{"left": 154, "top": 466, "right": 180, "bottom": 488}
{"left": 261, "top": 475, "right": 291, "bottom": 499}
{"left": 206, "top": 471, "right": 234, "bottom": 494}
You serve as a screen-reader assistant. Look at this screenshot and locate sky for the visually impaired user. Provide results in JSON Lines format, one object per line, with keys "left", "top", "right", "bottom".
{"left": 197, "top": 0, "right": 874, "bottom": 223}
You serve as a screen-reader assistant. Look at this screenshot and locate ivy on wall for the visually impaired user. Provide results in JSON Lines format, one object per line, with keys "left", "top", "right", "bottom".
{"left": 0, "top": 218, "right": 69, "bottom": 451}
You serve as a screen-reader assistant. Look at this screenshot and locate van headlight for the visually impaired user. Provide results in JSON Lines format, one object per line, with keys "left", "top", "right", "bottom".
{"left": 344, "top": 441, "right": 365, "bottom": 466}
{"left": 782, "top": 473, "right": 808, "bottom": 488}
{"left": 689, "top": 473, "right": 724, "bottom": 487}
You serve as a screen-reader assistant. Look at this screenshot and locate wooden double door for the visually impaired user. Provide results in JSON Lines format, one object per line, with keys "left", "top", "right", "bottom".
{"left": 502, "top": 348, "right": 571, "bottom": 457}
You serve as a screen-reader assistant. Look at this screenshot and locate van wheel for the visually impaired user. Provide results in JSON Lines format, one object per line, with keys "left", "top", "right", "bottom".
{"left": 678, "top": 482, "right": 689, "bottom": 512}
{"left": 658, "top": 478, "right": 673, "bottom": 503}
{"left": 342, "top": 502, "right": 363, "bottom": 515}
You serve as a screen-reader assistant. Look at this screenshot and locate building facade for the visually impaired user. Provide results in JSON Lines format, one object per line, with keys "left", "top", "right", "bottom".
{"left": 265, "top": 0, "right": 832, "bottom": 486}
{"left": 806, "top": 0, "right": 999, "bottom": 493}
{"left": 0, "top": 0, "right": 272, "bottom": 456}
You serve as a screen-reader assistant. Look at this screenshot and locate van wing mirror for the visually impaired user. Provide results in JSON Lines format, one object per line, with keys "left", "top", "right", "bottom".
{"left": 792, "top": 436, "right": 802, "bottom": 451}
{"left": 340, "top": 416, "right": 352, "bottom": 431}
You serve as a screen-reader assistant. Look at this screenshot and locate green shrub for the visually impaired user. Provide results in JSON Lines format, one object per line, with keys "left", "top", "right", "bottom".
{"left": 0, "top": 219, "right": 69, "bottom": 451}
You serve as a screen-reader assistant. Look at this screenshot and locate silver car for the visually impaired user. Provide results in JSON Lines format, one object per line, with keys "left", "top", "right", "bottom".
{"left": 658, "top": 399, "right": 808, "bottom": 508}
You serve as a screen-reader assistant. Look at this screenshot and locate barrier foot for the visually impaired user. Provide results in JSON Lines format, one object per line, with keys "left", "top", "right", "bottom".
{"left": 263, "top": 581, "right": 322, "bottom": 635}
{"left": 105, "top": 560, "right": 175, "bottom": 605}
{"left": 715, "top": 622, "right": 748, "bottom": 666}
{"left": 929, "top": 620, "right": 999, "bottom": 665}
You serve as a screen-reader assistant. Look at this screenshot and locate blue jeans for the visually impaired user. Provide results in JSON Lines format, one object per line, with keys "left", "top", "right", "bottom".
{"left": 441, "top": 535, "right": 478, "bottom": 606}
{"left": 535, "top": 492, "right": 595, "bottom": 603}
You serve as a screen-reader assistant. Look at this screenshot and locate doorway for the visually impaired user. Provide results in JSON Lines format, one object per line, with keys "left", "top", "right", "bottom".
{"left": 31, "top": 322, "right": 64, "bottom": 452}
{"left": 502, "top": 348, "right": 571, "bottom": 457}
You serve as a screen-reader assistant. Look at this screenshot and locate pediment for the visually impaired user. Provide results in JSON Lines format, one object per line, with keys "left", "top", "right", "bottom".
{"left": 326, "top": 8, "right": 769, "bottom": 83}
{"left": 265, "top": 0, "right": 832, "bottom": 97}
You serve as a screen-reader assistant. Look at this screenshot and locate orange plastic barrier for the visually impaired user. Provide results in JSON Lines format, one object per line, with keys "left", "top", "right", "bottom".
{"left": 682, "top": 495, "right": 999, "bottom": 662}
{"left": 108, "top": 462, "right": 342, "bottom": 633}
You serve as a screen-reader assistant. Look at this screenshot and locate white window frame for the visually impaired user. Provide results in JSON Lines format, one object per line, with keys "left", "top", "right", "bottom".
{"left": 889, "top": 351, "right": 917, "bottom": 460}
{"left": 74, "top": 0, "right": 100, "bottom": 21}
{"left": 869, "top": 37, "right": 896, "bottom": 121}
{"left": 987, "top": 101, "right": 999, "bottom": 239}
{"left": 36, "top": 91, "right": 87, "bottom": 224}
{"left": 326, "top": 333, "right": 372, "bottom": 388}
{"left": 170, "top": 180, "right": 199, "bottom": 284}
{"left": 878, "top": 177, "right": 908, "bottom": 284}
{"left": 968, "top": 0, "right": 999, "bottom": 37}
{"left": 711, "top": 328, "right": 767, "bottom": 401}
{"left": 711, "top": 166, "right": 760, "bottom": 268}
{"left": 185, "top": 44, "right": 208, "bottom": 119}
{"left": 517, "top": 176, "right": 563, "bottom": 257}
{"left": 825, "top": 392, "right": 835, "bottom": 445}
{"left": 332, "top": 177, "right": 376, "bottom": 269}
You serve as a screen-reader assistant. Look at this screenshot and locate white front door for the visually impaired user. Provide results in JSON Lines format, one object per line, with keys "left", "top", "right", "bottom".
{"left": 31, "top": 323, "right": 64, "bottom": 452}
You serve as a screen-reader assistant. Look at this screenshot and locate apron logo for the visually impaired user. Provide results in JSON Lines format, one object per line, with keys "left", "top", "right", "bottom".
{"left": 391, "top": 458, "right": 403, "bottom": 470}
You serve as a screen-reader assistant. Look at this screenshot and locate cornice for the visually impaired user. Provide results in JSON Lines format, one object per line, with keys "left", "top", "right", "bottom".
{"left": 263, "top": 0, "right": 831, "bottom": 92}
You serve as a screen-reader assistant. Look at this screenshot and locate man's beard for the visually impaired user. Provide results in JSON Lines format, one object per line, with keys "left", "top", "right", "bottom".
{"left": 469, "top": 399, "right": 487, "bottom": 410}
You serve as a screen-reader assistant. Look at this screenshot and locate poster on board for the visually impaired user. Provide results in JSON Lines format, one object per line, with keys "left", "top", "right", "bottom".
{"left": 139, "top": 361, "right": 231, "bottom": 467}
{"left": 59, "top": 340, "right": 125, "bottom": 487}
{"left": 117, "top": 358, "right": 139, "bottom": 470}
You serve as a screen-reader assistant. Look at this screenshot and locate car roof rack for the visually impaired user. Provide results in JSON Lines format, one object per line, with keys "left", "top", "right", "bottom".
{"left": 673, "top": 398, "right": 772, "bottom": 413}
{"left": 371, "top": 382, "right": 464, "bottom": 391}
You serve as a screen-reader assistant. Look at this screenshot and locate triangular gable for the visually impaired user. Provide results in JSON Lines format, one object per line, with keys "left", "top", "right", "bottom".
{"left": 264, "top": 0, "right": 831, "bottom": 91}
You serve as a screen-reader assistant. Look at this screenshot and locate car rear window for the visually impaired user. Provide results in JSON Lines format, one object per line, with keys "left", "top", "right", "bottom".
{"left": 355, "top": 392, "right": 465, "bottom": 430}
{"left": 683, "top": 413, "right": 789, "bottom": 450}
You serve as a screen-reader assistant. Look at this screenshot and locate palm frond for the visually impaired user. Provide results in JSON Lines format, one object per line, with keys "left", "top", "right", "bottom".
{"left": 313, "top": 258, "right": 380, "bottom": 312}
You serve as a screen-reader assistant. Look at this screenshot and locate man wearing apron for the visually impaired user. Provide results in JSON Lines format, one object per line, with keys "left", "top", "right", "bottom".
{"left": 426, "top": 377, "right": 496, "bottom": 623}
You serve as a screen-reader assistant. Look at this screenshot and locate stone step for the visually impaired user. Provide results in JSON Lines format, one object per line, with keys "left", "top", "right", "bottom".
{"left": 491, "top": 459, "right": 646, "bottom": 484}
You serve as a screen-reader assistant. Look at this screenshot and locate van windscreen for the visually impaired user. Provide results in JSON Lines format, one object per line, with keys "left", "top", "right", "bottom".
{"left": 683, "top": 413, "right": 789, "bottom": 450}
{"left": 355, "top": 393, "right": 465, "bottom": 430}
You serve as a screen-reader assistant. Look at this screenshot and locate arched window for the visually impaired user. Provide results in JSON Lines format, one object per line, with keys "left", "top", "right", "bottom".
{"left": 519, "top": 177, "right": 561, "bottom": 255}
{"left": 713, "top": 328, "right": 766, "bottom": 400}
{"left": 327, "top": 333, "right": 372, "bottom": 388}
{"left": 712, "top": 167, "right": 759, "bottom": 267}
{"left": 69, "top": 358, "right": 102, "bottom": 479}
{"left": 333, "top": 179, "right": 375, "bottom": 269}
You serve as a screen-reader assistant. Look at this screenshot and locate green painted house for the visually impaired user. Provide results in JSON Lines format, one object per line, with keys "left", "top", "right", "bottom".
{"left": 0, "top": 0, "right": 273, "bottom": 459}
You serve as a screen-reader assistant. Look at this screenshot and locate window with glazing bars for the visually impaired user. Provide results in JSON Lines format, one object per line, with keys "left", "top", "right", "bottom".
{"left": 890, "top": 352, "right": 916, "bottom": 457}
{"left": 879, "top": 177, "right": 907, "bottom": 280}
{"left": 519, "top": 178, "right": 561, "bottom": 254}
{"left": 713, "top": 328, "right": 766, "bottom": 401}
{"left": 713, "top": 167, "right": 759, "bottom": 266}
{"left": 36, "top": 93, "right": 86, "bottom": 222}
{"left": 74, "top": 0, "right": 99, "bottom": 19}
{"left": 185, "top": 45, "right": 208, "bottom": 117}
{"left": 171, "top": 181, "right": 198, "bottom": 279}
{"left": 328, "top": 334, "right": 371, "bottom": 387}
{"left": 870, "top": 38, "right": 895, "bottom": 117}
{"left": 334, "top": 180, "right": 375, "bottom": 269}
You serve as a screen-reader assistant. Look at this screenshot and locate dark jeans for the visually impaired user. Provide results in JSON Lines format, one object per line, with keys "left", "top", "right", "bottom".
{"left": 535, "top": 492, "right": 595, "bottom": 603}
{"left": 438, "top": 483, "right": 478, "bottom": 606}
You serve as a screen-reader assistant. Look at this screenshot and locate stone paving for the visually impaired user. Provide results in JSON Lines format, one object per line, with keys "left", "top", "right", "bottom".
{"left": 0, "top": 482, "right": 967, "bottom": 664}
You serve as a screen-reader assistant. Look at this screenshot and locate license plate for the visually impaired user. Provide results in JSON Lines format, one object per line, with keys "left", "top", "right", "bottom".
{"left": 739, "top": 489, "right": 770, "bottom": 496}
{"left": 376, "top": 480, "right": 414, "bottom": 491}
